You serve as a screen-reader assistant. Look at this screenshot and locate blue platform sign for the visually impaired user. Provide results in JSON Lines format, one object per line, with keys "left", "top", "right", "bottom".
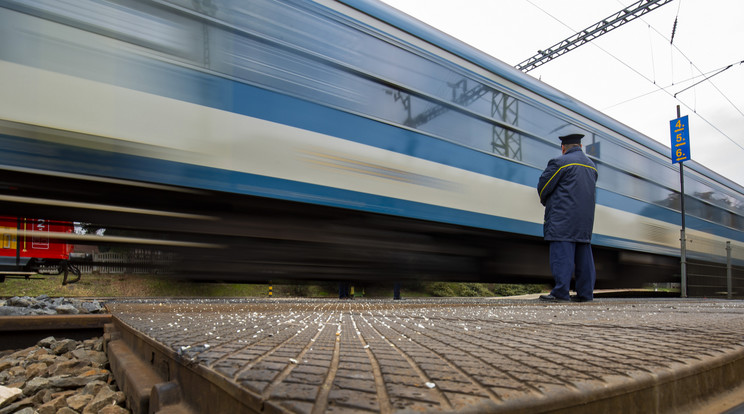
{"left": 670, "top": 115, "right": 691, "bottom": 163}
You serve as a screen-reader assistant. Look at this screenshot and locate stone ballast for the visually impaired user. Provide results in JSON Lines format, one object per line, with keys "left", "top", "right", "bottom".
{"left": 0, "top": 336, "right": 129, "bottom": 414}
{"left": 0, "top": 296, "right": 105, "bottom": 316}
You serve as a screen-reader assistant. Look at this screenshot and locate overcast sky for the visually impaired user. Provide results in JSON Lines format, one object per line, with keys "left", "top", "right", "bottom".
{"left": 380, "top": 0, "right": 744, "bottom": 188}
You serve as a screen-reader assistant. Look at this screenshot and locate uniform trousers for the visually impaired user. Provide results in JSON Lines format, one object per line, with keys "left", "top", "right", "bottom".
{"left": 549, "top": 241, "right": 596, "bottom": 300}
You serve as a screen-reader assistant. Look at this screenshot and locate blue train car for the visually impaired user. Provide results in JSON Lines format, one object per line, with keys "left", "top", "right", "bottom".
{"left": 0, "top": 0, "right": 742, "bottom": 285}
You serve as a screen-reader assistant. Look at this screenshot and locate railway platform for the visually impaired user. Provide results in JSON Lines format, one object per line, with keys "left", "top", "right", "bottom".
{"left": 104, "top": 298, "right": 744, "bottom": 413}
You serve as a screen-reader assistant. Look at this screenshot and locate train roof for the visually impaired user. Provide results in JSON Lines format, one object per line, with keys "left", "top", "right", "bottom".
{"left": 339, "top": 0, "right": 744, "bottom": 194}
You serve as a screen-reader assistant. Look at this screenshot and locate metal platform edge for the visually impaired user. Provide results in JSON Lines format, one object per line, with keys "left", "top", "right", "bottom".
{"left": 540, "top": 345, "right": 744, "bottom": 414}
{"left": 105, "top": 315, "right": 274, "bottom": 414}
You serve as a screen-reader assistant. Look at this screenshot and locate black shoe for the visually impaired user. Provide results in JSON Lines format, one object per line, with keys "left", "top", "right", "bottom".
{"left": 539, "top": 294, "right": 569, "bottom": 302}
{"left": 570, "top": 296, "right": 593, "bottom": 302}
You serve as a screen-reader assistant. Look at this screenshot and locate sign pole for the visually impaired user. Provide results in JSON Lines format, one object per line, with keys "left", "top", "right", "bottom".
{"left": 675, "top": 105, "right": 687, "bottom": 298}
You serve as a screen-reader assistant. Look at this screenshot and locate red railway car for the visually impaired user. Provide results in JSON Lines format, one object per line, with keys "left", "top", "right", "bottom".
{"left": 0, "top": 217, "right": 74, "bottom": 278}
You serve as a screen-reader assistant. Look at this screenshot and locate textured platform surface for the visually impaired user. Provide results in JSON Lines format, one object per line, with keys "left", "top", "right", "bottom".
{"left": 107, "top": 298, "right": 744, "bottom": 413}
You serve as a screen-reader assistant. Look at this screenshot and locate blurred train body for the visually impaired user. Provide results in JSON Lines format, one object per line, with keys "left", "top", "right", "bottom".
{"left": 0, "top": 0, "right": 742, "bottom": 286}
{"left": 0, "top": 217, "right": 73, "bottom": 273}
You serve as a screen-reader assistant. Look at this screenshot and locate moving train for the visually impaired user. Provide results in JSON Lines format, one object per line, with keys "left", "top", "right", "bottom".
{"left": 0, "top": 0, "right": 742, "bottom": 288}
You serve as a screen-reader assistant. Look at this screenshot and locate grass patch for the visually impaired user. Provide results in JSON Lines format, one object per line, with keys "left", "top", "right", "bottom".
{"left": 0, "top": 273, "right": 547, "bottom": 298}
{"left": 424, "top": 282, "right": 545, "bottom": 297}
{"left": 0, "top": 273, "right": 270, "bottom": 298}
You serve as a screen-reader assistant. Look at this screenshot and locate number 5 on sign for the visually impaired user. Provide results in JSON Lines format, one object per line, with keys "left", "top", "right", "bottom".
{"left": 670, "top": 115, "right": 691, "bottom": 164}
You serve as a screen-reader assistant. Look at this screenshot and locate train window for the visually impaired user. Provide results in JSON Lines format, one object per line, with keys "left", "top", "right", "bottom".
{"left": 594, "top": 161, "right": 675, "bottom": 211}
{"left": 194, "top": 0, "right": 545, "bottom": 161}
{"left": 2, "top": 234, "right": 12, "bottom": 249}
{"left": 2, "top": 0, "right": 204, "bottom": 64}
{"left": 680, "top": 170, "right": 744, "bottom": 229}
{"left": 733, "top": 214, "right": 744, "bottom": 231}
{"left": 588, "top": 134, "right": 741, "bottom": 228}
{"left": 596, "top": 155, "right": 744, "bottom": 232}
{"left": 209, "top": 24, "right": 531, "bottom": 162}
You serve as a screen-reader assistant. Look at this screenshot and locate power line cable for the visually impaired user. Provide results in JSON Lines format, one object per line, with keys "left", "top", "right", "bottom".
{"left": 525, "top": 0, "right": 744, "bottom": 152}
{"left": 524, "top": 0, "right": 659, "bottom": 85}
{"left": 690, "top": 61, "right": 696, "bottom": 112}
{"left": 613, "top": 0, "right": 744, "bottom": 125}
{"left": 640, "top": 9, "right": 744, "bottom": 119}
{"left": 604, "top": 59, "right": 744, "bottom": 110}
{"left": 648, "top": 24, "right": 657, "bottom": 83}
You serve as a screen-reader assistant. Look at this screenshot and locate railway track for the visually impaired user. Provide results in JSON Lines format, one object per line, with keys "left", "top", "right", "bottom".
{"left": 0, "top": 313, "right": 111, "bottom": 350}
{"left": 4, "top": 298, "right": 744, "bottom": 413}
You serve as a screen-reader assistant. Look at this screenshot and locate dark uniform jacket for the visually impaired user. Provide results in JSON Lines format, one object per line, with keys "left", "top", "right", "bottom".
{"left": 537, "top": 147, "right": 598, "bottom": 243}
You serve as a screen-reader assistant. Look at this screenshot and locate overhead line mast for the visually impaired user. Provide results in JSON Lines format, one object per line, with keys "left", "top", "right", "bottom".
{"left": 516, "top": 0, "right": 674, "bottom": 72}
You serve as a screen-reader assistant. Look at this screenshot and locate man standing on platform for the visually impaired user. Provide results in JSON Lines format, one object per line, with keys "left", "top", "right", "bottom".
{"left": 537, "top": 133, "right": 598, "bottom": 302}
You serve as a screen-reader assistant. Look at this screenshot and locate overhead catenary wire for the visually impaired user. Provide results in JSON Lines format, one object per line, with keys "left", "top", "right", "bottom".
{"left": 525, "top": 0, "right": 744, "bottom": 154}
{"left": 603, "top": 59, "right": 744, "bottom": 110}
{"left": 641, "top": 11, "right": 744, "bottom": 120}
{"left": 690, "top": 61, "right": 696, "bottom": 112}
{"left": 628, "top": 0, "right": 744, "bottom": 126}
{"left": 648, "top": 24, "right": 657, "bottom": 83}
